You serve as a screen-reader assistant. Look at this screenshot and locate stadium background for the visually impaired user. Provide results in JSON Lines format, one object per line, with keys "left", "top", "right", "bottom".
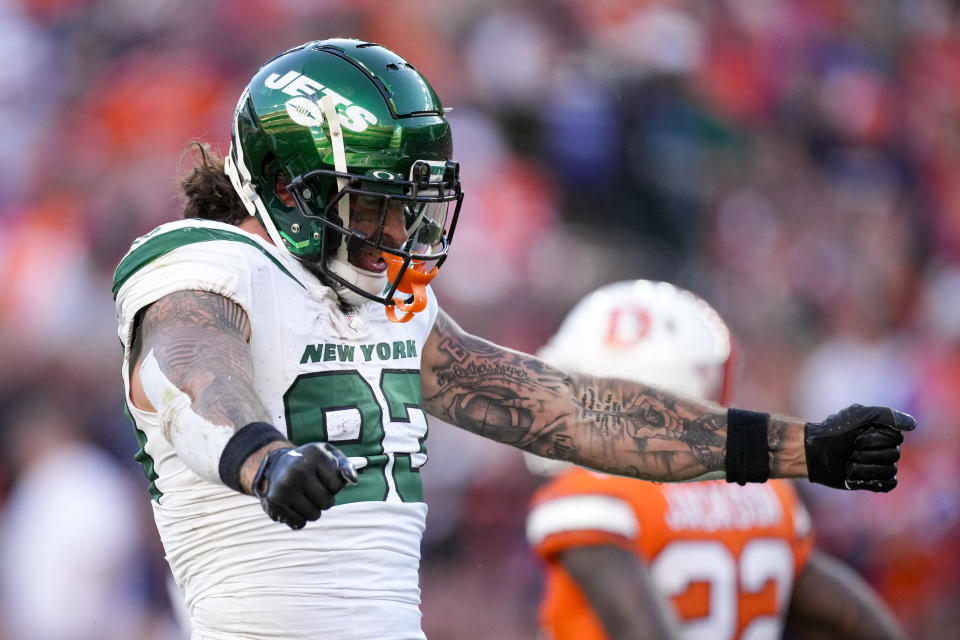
{"left": 0, "top": 0, "right": 958, "bottom": 638}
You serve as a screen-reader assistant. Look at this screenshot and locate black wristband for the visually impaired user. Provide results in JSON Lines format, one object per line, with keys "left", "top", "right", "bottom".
{"left": 218, "top": 422, "right": 286, "bottom": 493}
{"left": 725, "top": 408, "right": 770, "bottom": 485}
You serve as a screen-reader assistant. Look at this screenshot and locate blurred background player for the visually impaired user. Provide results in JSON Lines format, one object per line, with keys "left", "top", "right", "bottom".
{"left": 526, "top": 280, "right": 908, "bottom": 640}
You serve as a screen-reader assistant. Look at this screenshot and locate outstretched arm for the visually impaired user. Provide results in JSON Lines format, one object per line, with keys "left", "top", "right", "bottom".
{"left": 421, "top": 310, "right": 912, "bottom": 487}
{"left": 785, "top": 550, "right": 908, "bottom": 640}
{"left": 421, "top": 310, "right": 803, "bottom": 481}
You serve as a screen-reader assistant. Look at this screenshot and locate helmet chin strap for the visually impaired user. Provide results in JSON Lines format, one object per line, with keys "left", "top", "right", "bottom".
{"left": 327, "top": 260, "right": 388, "bottom": 305}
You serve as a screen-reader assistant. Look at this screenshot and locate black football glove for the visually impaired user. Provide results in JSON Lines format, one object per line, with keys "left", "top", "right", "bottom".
{"left": 253, "top": 442, "right": 358, "bottom": 529}
{"left": 804, "top": 404, "right": 916, "bottom": 492}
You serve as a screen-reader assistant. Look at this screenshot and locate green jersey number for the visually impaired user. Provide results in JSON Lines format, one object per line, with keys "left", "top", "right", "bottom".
{"left": 283, "top": 369, "right": 428, "bottom": 504}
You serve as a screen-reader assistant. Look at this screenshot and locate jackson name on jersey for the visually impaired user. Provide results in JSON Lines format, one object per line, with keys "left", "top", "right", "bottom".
{"left": 528, "top": 470, "right": 814, "bottom": 640}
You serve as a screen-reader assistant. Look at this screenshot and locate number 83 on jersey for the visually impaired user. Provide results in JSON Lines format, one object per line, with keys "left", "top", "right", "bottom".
{"left": 284, "top": 368, "right": 428, "bottom": 505}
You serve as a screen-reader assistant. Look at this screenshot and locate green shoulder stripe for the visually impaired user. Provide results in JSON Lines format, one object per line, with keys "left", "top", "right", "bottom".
{"left": 112, "top": 226, "right": 305, "bottom": 299}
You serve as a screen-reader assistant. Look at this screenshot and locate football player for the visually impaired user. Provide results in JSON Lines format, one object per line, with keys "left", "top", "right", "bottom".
{"left": 113, "top": 40, "right": 913, "bottom": 639}
{"left": 527, "top": 280, "right": 909, "bottom": 640}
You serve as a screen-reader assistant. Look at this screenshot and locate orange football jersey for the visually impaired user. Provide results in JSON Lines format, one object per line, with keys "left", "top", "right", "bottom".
{"left": 527, "top": 470, "right": 814, "bottom": 640}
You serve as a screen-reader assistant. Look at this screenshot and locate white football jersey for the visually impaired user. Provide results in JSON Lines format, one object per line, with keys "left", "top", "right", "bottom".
{"left": 114, "top": 218, "right": 436, "bottom": 640}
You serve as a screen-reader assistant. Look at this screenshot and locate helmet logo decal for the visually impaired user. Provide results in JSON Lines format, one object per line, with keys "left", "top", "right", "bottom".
{"left": 605, "top": 307, "right": 653, "bottom": 348}
{"left": 285, "top": 96, "right": 325, "bottom": 128}
{"left": 265, "top": 70, "right": 378, "bottom": 133}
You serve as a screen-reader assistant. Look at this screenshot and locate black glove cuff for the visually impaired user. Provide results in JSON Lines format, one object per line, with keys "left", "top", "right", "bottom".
{"left": 725, "top": 408, "right": 770, "bottom": 485}
{"left": 218, "top": 422, "right": 286, "bottom": 494}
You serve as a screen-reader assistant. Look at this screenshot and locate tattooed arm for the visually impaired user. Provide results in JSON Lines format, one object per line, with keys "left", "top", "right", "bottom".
{"left": 785, "top": 551, "right": 908, "bottom": 640}
{"left": 129, "top": 290, "right": 290, "bottom": 492}
{"left": 420, "top": 310, "right": 806, "bottom": 482}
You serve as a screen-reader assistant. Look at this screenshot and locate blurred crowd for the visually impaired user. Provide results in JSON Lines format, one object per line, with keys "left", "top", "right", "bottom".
{"left": 0, "top": 0, "right": 958, "bottom": 638}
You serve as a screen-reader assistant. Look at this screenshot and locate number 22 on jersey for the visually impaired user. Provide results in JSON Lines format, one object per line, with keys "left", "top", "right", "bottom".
{"left": 652, "top": 538, "right": 794, "bottom": 640}
{"left": 284, "top": 368, "right": 428, "bottom": 505}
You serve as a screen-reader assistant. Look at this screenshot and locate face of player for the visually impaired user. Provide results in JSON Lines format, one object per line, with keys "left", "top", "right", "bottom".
{"left": 346, "top": 195, "right": 409, "bottom": 274}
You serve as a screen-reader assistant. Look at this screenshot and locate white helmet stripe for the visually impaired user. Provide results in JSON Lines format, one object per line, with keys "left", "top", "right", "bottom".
{"left": 319, "top": 94, "right": 351, "bottom": 263}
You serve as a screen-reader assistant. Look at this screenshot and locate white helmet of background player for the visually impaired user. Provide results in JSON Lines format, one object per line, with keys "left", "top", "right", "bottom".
{"left": 541, "top": 280, "right": 733, "bottom": 401}
{"left": 525, "top": 279, "right": 734, "bottom": 475}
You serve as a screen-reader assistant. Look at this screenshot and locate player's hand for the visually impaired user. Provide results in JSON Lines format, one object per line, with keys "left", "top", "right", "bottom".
{"left": 804, "top": 404, "right": 916, "bottom": 492}
{"left": 252, "top": 442, "right": 358, "bottom": 529}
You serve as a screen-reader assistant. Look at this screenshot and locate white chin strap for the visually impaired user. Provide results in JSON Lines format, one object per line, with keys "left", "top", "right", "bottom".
{"left": 327, "top": 260, "right": 387, "bottom": 304}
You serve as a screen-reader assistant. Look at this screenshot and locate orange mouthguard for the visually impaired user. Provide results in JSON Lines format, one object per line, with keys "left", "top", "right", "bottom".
{"left": 382, "top": 252, "right": 438, "bottom": 323}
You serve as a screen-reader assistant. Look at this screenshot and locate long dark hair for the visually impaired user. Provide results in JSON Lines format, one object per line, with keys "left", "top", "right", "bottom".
{"left": 180, "top": 142, "right": 247, "bottom": 224}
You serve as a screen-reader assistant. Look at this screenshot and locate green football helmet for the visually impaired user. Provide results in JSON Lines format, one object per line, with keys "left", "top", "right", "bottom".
{"left": 224, "top": 38, "right": 463, "bottom": 317}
